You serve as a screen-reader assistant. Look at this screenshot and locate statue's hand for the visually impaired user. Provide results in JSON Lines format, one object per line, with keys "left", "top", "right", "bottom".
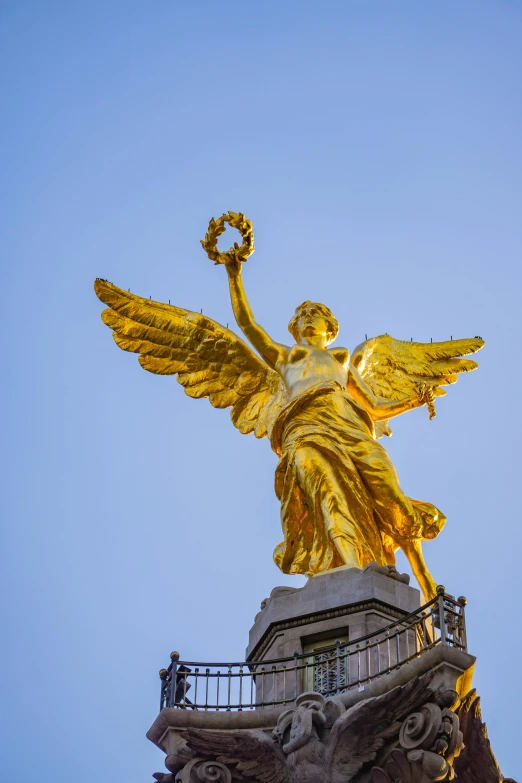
{"left": 414, "top": 382, "right": 437, "bottom": 420}
{"left": 225, "top": 258, "right": 242, "bottom": 278}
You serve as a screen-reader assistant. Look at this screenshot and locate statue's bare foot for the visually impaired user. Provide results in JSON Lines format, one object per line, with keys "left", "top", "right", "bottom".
{"left": 331, "top": 536, "right": 360, "bottom": 569}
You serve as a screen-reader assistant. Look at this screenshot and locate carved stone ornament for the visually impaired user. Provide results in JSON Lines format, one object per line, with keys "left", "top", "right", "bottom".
{"left": 153, "top": 681, "right": 515, "bottom": 783}
{"left": 171, "top": 675, "right": 466, "bottom": 783}
{"left": 273, "top": 691, "right": 327, "bottom": 753}
{"left": 371, "top": 748, "right": 451, "bottom": 783}
{"left": 175, "top": 759, "right": 232, "bottom": 783}
{"left": 152, "top": 759, "right": 234, "bottom": 783}
{"left": 371, "top": 690, "right": 464, "bottom": 783}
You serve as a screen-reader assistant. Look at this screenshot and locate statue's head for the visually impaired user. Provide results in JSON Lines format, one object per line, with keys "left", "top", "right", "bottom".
{"left": 288, "top": 301, "right": 339, "bottom": 346}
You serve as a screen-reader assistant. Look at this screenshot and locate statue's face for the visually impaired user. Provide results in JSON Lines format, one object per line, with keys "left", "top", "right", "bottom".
{"left": 296, "top": 304, "right": 330, "bottom": 344}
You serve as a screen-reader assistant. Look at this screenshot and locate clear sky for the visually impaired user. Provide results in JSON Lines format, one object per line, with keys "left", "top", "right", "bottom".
{"left": 3, "top": 2, "right": 521, "bottom": 780}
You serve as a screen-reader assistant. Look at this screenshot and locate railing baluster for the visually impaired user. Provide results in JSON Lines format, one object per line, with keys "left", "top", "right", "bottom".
{"left": 169, "top": 652, "right": 179, "bottom": 707}
{"left": 216, "top": 670, "right": 220, "bottom": 710}
{"left": 205, "top": 667, "right": 209, "bottom": 711}
{"left": 238, "top": 665, "right": 243, "bottom": 711}
{"left": 437, "top": 586, "right": 447, "bottom": 646}
{"left": 357, "top": 644, "right": 361, "bottom": 684}
{"left": 260, "top": 667, "right": 265, "bottom": 706}
{"left": 458, "top": 596, "right": 467, "bottom": 651}
{"left": 194, "top": 667, "right": 199, "bottom": 707}
{"left": 283, "top": 665, "right": 287, "bottom": 704}
{"left": 226, "top": 665, "right": 232, "bottom": 711}
{"left": 159, "top": 668, "right": 168, "bottom": 711}
{"left": 179, "top": 670, "right": 185, "bottom": 710}
{"left": 335, "top": 639, "right": 341, "bottom": 694}
{"left": 326, "top": 652, "right": 330, "bottom": 695}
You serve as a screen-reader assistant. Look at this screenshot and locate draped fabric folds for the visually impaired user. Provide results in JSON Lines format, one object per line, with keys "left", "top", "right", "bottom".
{"left": 271, "top": 383, "right": 446, "bottom": 576}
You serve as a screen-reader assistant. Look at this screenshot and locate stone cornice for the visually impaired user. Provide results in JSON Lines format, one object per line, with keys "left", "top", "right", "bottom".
{"left": 248, "top": 598, "right": 411, "bottom": 661}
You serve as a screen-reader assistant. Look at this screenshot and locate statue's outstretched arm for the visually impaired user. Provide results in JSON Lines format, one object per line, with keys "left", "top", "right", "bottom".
{"left": 348, "top": 364, "right": 422, "bottom": 421}
{"left": 226, "top": 261, "right": 287, "bottom": 369}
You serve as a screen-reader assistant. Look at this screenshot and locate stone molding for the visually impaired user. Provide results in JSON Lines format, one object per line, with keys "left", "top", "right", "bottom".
{"left": 249, "top": 598, "right": 413, "bottom": 662}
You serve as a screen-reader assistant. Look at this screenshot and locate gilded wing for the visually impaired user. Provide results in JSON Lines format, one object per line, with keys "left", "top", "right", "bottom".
{"left": 94, "top": 279, "right": 287, "bottom": 438}
{"left": 327, "top": 675, "right": 434, "bottom": 783}
{"left": 351, "top": 334, "right": 484, "bottom": 434}
{"left": 351, "top": 334, "right": 484, "bottom": 402}
{"left": 184, "top": 728, "right": 290, "bottom": 783}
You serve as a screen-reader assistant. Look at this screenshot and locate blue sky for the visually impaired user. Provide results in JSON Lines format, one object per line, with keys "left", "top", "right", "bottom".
{"left": 3, "top": 1, "right": 521, "bottom": 780}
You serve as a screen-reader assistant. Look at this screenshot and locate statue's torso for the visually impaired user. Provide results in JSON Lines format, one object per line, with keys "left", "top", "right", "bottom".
{"left": 277, "top": 344, "right": 350, "bottom": 401}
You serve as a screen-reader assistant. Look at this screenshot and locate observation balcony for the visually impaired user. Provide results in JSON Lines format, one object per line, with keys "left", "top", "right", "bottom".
{"left": 158, "top": 586, "right": 467, "bottom": 713}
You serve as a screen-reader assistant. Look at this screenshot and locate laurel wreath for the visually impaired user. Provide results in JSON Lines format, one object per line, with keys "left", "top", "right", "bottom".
{"left": 200, "top": 211, "right": 255, "bottom": 265}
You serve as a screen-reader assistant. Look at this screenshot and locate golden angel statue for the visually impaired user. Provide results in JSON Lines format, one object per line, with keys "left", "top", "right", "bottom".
{"left": 94, "top": 213, "right": 484, "bottom": 602}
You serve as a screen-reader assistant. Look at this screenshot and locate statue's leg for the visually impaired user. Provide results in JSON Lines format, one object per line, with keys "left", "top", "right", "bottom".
{"left": 382, "top": 535, "right": 397, "bottom": 566}
{"left": 348, "top": 437, "right": 424, "bottom": 540}
{"left": 400, "top": 539, "right": 437, "bottom": 602}
{"left": 347, "top": 436, "right": 441, "bottom": 600}
{"left": 294, "top": 446, "right": 360, "bottom": 569}
{"left": 329, "top": 533, "right": 360, "bottom": 569}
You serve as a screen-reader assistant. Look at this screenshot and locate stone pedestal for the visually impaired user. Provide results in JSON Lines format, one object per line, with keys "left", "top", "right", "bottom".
{"left": 246, "top": 564, "right": 420, "bottom": 706}
{"left": 247, "top": 564, "right": 419, "bottom": 661}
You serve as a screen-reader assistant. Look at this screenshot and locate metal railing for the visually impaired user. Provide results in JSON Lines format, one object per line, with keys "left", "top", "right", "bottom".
{"left": 159, "top": 587, "right": 467, "bottom": 712}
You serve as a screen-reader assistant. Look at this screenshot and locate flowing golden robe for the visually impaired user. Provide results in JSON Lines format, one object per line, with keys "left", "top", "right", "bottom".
{"left": 271, "top": 382, "right": 446, "bottom": 576}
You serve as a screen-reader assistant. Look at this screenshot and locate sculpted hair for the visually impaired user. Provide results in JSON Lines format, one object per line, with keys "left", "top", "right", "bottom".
{"left": 288, "top": 301, "right": 339, "bottom": 344}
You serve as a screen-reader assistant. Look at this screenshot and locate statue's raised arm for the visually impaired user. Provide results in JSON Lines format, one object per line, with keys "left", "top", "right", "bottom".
{"left": 225, "top": 258, "right": 288, "bottom": 370}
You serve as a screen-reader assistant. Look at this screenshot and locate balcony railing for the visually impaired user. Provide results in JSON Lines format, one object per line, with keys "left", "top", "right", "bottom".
{"left": 158, "top": 587, "right": 467, "bottom": 712}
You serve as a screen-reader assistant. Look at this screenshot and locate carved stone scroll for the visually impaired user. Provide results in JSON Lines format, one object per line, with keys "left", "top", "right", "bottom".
{"left": 372, "top": 695, "right": 464, "bottom": 783}
{"left": 371, "top": 748, "right": 450, "bottom": 783}
{"left": 175, "top": 759, "right": 231, "bottom": 783}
